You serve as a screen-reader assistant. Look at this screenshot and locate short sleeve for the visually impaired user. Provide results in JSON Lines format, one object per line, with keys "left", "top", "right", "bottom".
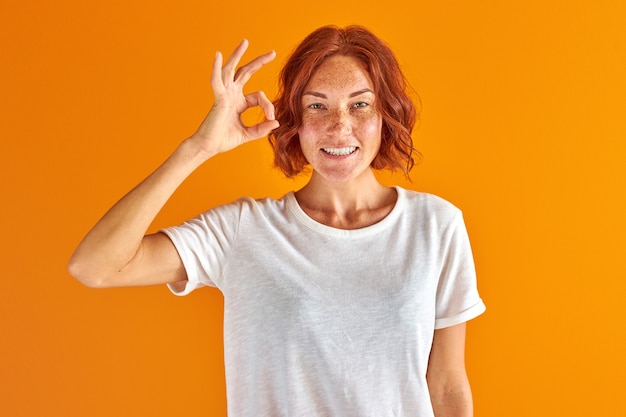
{"left": 434, "top": 211, "right": 486, "bottom": 329}
{"left": 160, "top": 199, "right": 245, "bottom": 296}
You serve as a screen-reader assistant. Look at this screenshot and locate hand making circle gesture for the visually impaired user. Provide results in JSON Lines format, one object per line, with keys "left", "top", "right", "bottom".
{"left": 189, "top": 39, "right": 280, "bottom": 158}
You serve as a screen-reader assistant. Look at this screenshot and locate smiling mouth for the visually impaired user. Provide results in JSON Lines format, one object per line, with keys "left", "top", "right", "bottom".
{"left": 321, "top": 147, "right": 358, "bottom": 156}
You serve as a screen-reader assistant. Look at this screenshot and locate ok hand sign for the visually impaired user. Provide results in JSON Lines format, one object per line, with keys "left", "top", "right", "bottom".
{"left": 190, "top": 39, "right": 280, "bottom": 158}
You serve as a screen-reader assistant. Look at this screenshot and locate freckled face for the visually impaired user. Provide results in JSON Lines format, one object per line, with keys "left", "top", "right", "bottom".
{"left": 298, "top": 55, "right": 383, "bottom": 183}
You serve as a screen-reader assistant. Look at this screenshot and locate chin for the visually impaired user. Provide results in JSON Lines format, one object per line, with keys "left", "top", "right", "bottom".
{"left": 313, "top": 166, "right": 373, "bottom": 184}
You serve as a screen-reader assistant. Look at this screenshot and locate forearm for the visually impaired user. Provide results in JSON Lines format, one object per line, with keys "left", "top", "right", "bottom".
{"left": 68, "top": 138, "right": 210, "bottom": 286}
{"left": 69, "top": 41, "right": 278, "bottom": 288}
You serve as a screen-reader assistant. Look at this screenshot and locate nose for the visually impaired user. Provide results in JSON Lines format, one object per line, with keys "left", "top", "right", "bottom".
{"left": 327, "top": 109, "right": 351, "bottom": 135}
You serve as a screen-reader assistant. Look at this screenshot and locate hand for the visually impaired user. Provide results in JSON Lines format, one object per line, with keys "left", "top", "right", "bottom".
{"left": 189, "top": 39, "right": 280, "bottom": 158}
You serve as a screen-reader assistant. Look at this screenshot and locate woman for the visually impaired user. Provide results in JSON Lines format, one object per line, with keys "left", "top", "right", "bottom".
{"left": 69, "top": 25, "right": 485, "bottom": 417}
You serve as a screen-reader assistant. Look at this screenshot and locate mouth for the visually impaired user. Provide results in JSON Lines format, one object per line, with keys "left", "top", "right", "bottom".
{"left": 321, "top": 146, "right": 358, "bottom": 156}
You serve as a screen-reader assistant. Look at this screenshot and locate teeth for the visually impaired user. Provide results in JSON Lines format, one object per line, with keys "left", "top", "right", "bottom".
{"left": 322, "top": 147, "right": 357, "bottom": 156}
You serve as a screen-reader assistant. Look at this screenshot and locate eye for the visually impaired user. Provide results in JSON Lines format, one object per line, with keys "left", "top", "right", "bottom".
{"left": 352, "top": 101, "right": 369, "bottom": 108}
{"left": 308, "top": 103, "right": 324, "bottom": 109}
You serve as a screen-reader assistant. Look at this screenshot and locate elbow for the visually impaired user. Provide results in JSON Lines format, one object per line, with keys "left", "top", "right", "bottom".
{"left": 427, "top": 371, "right": 473, "bottom": 416}
{"left": 67, "top": 254, "right": 111, "bottom": 289}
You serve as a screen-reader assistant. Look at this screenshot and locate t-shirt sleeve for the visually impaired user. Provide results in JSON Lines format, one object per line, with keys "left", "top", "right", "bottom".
{"left": 434, "top": 211, "right": 486, "bottom": 329}
{"left": 160, "top": 199, "right": 244, "bottom": 296}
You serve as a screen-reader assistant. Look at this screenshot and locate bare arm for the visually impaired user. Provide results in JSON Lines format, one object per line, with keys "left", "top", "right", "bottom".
{"left": 427, "top": 323, "right": 474, "bottom": 417}
{"left": 68, "top": 40, "right": 279, "bottom": 288}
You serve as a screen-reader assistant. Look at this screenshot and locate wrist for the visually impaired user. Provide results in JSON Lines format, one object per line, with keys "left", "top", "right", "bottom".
{"left": 177, "top": 136, "right": 218, "bottom": 166}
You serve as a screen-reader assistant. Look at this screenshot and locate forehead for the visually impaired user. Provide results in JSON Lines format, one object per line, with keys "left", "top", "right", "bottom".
{"left": 304, "top": 55, "right": 374, "bottom": 92}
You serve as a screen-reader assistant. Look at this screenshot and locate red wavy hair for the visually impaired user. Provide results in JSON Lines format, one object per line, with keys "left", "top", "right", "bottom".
{"left": 269, "top": 25, "right": 420, "bottom": 177}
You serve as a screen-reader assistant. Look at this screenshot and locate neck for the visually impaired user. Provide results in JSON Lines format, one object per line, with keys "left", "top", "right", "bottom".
{"left": 295, "top": 170, "right": 397, "bottom": 229}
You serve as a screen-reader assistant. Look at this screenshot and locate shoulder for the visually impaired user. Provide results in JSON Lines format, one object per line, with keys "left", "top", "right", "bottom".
{"left": 237, "top": 193, "right": 290, "bottom": 215}
{"left": 393, "top": 187, "right": 468, "bottom": 240}
{"left": 169, "top": 194, "right": 292, "bottom": 241}
{"left": 201, "top": 194, "right": 292, "bottom": 227}
{"left": 396, "top": 187, "right": 462, "bottom": 220}
{"left": 198, "top": 194, "right": 289, "bottom": 216}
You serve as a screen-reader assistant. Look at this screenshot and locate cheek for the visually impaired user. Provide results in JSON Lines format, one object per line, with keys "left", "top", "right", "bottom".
{"left": 298, "top": 116, "right": 324, "bottom": 138}
{"left": 355, "top": 113, "right": 383, "bottom": 137}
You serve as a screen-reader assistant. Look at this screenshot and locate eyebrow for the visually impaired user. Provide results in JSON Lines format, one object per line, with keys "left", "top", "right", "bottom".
{"left": 302, "top": 88, "right": 374, "bottom": 99}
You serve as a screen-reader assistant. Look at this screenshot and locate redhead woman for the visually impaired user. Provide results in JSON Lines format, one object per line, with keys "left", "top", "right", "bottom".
{"left": 69, "top": 25, "right": 485, "bottom": 417}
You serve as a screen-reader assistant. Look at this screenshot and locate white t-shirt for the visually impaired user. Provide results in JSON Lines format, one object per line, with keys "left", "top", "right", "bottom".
{"left": 162, "top": 187, "right": 485, "bottom": 417}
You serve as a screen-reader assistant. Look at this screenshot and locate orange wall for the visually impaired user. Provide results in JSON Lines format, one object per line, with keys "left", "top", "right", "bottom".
{"left": 2, "top": 1, "right": 625, "bottom": 416}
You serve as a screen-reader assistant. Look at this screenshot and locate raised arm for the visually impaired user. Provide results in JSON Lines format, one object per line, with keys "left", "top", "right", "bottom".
{"left": 68, "top": 40, "right": 279, "bottom": 288}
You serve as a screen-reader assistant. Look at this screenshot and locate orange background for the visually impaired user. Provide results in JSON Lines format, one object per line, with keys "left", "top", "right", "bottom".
{"left": 2, "top": 0, "right": 625, "bottom": 416}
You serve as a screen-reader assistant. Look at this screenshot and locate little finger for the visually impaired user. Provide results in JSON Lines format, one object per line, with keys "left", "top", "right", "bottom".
{"left": 210, "top": 51, "right": 225, "bottom": 93}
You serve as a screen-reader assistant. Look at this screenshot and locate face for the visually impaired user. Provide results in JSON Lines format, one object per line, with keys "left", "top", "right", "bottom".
{"left": 298, "top": 55, "right": 383, "bottom": 183}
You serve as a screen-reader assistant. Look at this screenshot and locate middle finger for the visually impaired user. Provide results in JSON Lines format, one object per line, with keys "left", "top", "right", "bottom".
{"left": 234, "top": 50, "right": 276, "bottom": 86}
